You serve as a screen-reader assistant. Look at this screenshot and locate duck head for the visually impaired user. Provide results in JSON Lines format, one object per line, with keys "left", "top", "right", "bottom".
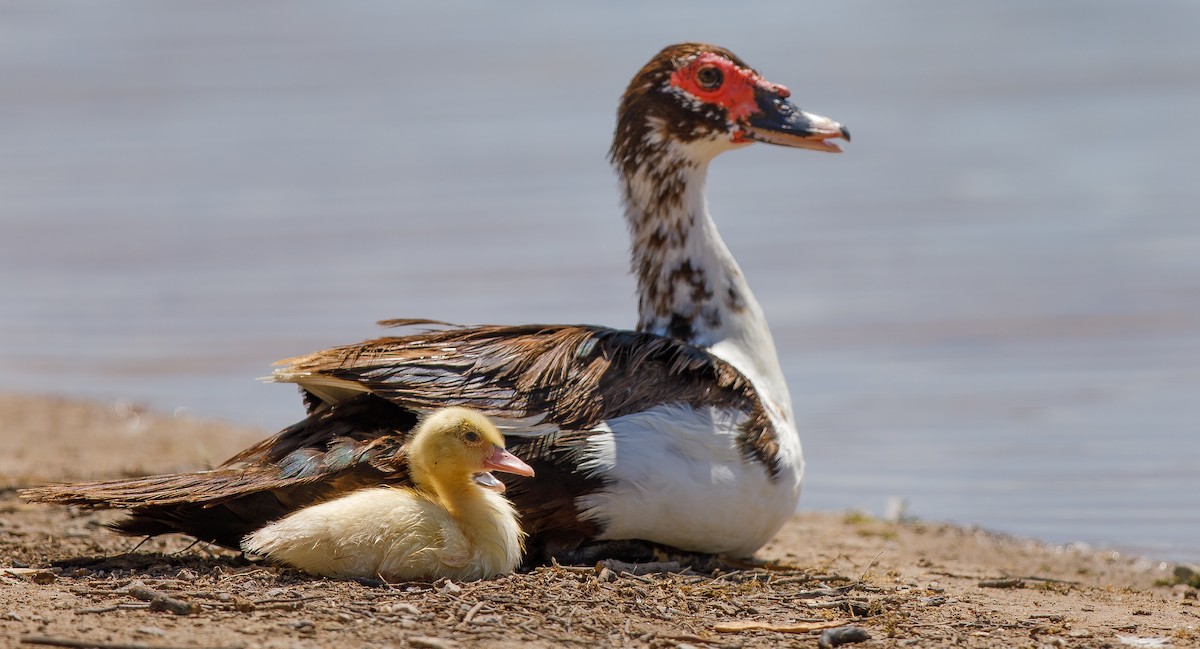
{"left": 610, "top": 42, "right": 849, "bottom": 171}
{"left": 409, "top": 407, "right": 534, "bottom": 495}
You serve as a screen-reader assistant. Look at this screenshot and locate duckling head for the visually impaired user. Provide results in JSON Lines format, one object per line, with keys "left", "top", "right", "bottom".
{"left": 409, "top": 407, "right": 535, "bottom": 495}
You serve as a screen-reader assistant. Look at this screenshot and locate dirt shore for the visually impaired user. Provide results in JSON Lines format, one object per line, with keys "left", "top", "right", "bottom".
{"left": 1, "top": 394, "right": 1196, "bottom": 648}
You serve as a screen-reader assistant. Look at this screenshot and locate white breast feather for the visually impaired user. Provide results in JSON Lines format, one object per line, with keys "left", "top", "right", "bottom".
{"left": 574, "top": 403, "right": 802, "bottom": 556}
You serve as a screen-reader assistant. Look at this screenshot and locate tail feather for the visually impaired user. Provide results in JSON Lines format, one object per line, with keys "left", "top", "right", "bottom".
{"left": 21, "top": 464, "right": 400, "bottom": 550}
{"left": 107, "top": 488, "right": 324, "bottom": 548}
{"left": 19, "top": 394, "right": 417, "bottom": 550}
{"left": 20, "top": 469, "right": 296, "bottom": 508}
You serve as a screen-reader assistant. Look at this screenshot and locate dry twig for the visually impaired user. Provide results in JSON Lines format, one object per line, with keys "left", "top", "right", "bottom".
{"left": 714, "top": 619, "right": 850, "bottom": 634}
{"left": 20, "top": 635, "right": 243, "bottom": 649}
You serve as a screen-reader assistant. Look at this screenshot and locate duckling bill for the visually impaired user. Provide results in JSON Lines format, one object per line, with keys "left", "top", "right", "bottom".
{"left": 241, "top": 407, "right": 534, "bottom": 582}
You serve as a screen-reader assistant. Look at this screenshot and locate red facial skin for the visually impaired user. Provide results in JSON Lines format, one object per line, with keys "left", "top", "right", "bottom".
{"left": 668, "top": 52, "right": 791, "bottom": 142}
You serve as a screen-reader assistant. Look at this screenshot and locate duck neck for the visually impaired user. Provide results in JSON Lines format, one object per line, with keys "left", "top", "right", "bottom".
{"left": 415, "top": 469, "right": 493, "bottom": 531}
{"left": 619, "top": 152, "right": 794, "bottom": 423}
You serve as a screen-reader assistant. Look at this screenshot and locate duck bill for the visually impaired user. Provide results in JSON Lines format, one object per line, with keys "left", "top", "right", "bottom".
{"left": 742, "top": 89, "right": 850, "bottom": 153}
{"left": 483, "top": 445, "right": 535, "bottom": 478}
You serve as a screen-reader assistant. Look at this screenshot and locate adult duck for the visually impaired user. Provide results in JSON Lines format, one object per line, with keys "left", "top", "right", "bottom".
{"left": 24, "top": 42, "right": 849, "bottom": 563}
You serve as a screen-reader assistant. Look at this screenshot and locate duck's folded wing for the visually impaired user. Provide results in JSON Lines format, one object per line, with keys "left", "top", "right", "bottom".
{"left": 276, "top": 323, "right": 771, "bottom": 447}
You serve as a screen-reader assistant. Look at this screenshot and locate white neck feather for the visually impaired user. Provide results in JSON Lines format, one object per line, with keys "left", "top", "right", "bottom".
{"left": 620, "top": 138, "right": 794, "bottom": 425}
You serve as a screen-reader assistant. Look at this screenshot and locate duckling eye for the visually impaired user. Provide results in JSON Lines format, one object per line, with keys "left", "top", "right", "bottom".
{"left": 696, "top": 65, "right": 723, "bottom": 90}
{"left": 463, "top": 430, "right": 482, "bottom": 445}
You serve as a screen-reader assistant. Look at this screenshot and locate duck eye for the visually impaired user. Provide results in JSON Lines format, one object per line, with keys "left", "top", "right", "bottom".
{"left": 696, "top": 66, "right": 723, "bottom": 90}
{"left": 463, "top": 430, "right": 482, "bottom": 444}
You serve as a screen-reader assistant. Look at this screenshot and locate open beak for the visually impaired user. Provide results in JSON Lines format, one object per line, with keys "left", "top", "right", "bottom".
{"left": 742, "top": 88, "right": 850, "bottom": 153}
{"left": 472, "top": 471, "right": 506, "bottom": 493}
{"left": 483, "top": 445, "right": 535, "bottom": 479}
{"left": 474, "top": 446, "right": 534, "bottom": 493}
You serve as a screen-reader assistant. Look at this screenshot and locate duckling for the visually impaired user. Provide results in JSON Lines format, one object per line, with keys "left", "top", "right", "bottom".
{"left": 241, "top": 407, "right": 534, "bottom": 581}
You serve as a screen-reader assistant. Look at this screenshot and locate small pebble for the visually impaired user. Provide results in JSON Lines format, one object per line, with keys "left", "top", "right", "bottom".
{"left": 135, "top": 626, "right": 167, "bottom": 637}
{"left": 30, "top": 571, "right": 57, "bottom": 585}
{"left": 354, "top": 577, "right": 387, "bottom": 588}
{"left": 381, "top": 602, "right": 420, "bottom": 616}
{"left": 818, "top": 625, "right": 872, "bottom": 649}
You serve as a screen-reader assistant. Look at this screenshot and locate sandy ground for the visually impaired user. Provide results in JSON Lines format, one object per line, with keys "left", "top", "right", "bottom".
{"left": 2, "top": 394, "right": 1197, "bottom": 649}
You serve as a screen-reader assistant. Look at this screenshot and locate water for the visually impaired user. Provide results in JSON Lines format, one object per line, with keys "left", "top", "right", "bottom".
{"left": 2, "top": 1, "right": 1198, "bottom": 561}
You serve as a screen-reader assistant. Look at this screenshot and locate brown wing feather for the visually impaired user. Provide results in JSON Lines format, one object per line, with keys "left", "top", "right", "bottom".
{"left": 280, "top": 324, "right": 774, "bottom": 449}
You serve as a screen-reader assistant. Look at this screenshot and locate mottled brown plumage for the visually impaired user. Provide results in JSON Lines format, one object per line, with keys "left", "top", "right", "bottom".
{"left": 25, "top": 325, "right": 775, "bottom": 556}
{"left": 610, "top": 44, "right": 753, "bottom": 171}
{"left": 612, "top": 43, "right": 846, "bottom": 344}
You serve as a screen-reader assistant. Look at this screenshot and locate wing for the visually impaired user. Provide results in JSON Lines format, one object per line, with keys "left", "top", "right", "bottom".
{"left": 277, "top": 322, "right": 773, "bottom": 448}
